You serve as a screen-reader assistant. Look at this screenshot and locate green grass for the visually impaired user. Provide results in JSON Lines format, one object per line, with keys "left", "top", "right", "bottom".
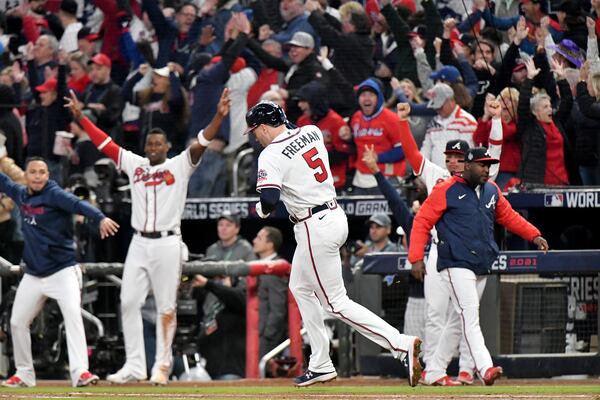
{"left": 0, "top": 384, "right": 599, "bottom": 398}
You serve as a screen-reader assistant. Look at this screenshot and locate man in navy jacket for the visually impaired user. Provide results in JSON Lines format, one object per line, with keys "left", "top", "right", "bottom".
{"left": 0, "top": 157, "right": 119, "bottom": 388}
{"left": 408, "top": 148, "right": 548, "bottom": 386}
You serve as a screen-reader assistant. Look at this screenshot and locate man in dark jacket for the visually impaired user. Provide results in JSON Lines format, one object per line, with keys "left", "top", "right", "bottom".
{"left": 253, "top": 226, "right": 288, "bottom": 358}
{"left": 82, "top": 54, "right": 124, "bottom": 145}
{"left": 142, "top": 0, "right": 204, "bottom": 69}
{"left": 0, "top": 157, "right": 118, "bottom": 388}
{"left": 0, "top": 84, "right": 23, "bottom": 167}
{"left": 26, "top": 67, "right": 70, "bottom": 185}
{"left": 187, "top": 31, "right": 249, "bottom": 198}
{"left": 409, "top": 147, "right": 548, "bottom": 386}
{"left": 247, "top": 31, "right": 328, "bottom": 123}
{"left": 193, "top": 273, "right": 246, "bottom": 380}
{"left": 306, "top": 0, "right": 374, "bottom": 85}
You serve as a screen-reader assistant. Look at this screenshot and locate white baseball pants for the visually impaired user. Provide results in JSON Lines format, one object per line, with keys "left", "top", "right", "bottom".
{"left": 289, "top": 207, "right": 414, "bottom": 373}
{"left": 403, "top": 297, "right": 426, "bottom": 340}
{"left": 10, "top": 266, "right": 88, "bottom": 387}
{"left": 424, "top": 245, "right": 477, "bottom": 374}
{"left": 120, "top": 234, "right": 182, "bottom": 378}
{"left": 426, "top": 268, "right": 492, "bottom": 383}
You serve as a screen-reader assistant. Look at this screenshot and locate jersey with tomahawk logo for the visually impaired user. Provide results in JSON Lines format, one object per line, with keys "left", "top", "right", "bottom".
{"left": 118, "top": 149, "right": 198, "bottom": 232}
{"left": 256, "top": 125, "right": 336, "bottom": 217}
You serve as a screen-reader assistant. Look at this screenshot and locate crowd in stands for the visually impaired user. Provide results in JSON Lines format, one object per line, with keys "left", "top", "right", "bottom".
{"left": 0, "top": 0, "right": 599, "bottom": 202}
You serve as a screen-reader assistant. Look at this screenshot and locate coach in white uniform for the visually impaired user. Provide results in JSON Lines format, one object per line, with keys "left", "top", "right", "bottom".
{"left": 65, "top": 89, "right": 231, "bottom": 385}
{"left": 245, "top": 101, "right": 422, "bottom": 387}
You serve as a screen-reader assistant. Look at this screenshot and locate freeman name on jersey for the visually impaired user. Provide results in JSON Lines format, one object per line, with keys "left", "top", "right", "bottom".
{"left": 281, "top": 130, "right": 320, "bottom": 159}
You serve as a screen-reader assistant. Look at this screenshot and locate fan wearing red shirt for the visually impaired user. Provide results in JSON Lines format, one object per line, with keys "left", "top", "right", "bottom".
{"left": 350, "top": 78, "right": 405, "bottom": 194}
{"left": 296, "top": 81, "right": 354, "bottom": 190}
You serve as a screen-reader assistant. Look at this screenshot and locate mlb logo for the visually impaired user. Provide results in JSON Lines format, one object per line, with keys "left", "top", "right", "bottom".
{"left": 544, "top": 193, "right": 564, "bottom": 207}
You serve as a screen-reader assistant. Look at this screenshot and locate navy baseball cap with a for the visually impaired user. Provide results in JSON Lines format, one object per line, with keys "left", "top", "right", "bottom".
{"left": 464, "top": 147, "right": 499, "bottom": 164}
{"left": 430, "top": 65, "right": 461, "bottom": 84}
{"left": 444, "top": 139, "right": 469, "bottom": 155}
{"left": 244, "top": 101, "right": 295, "bottom": 134}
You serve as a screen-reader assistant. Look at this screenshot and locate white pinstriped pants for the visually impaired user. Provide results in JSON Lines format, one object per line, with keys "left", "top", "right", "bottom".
{"left": 426, "top": 268, "right": 492, "bottom": 383}
{"left": 289, "top": 207, "right": 414, "bottom": 373}
{"left": 10, "top": 266, "right": 88, "bottom": 387}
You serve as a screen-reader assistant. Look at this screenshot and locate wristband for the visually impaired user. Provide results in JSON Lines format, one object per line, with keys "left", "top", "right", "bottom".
{"left": 197, "top": 129, "right": 212, "bottom": 147}
{"left": 255, "top": 201, "right": 269, "bottom": 219}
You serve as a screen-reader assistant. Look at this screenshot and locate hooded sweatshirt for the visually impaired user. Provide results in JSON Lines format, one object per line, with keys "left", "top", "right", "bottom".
{"left": 0, "top": 175, "right": 105, "bottom": 276}
{"left": 351, "top": 78, "right": 405, "bottom": 178}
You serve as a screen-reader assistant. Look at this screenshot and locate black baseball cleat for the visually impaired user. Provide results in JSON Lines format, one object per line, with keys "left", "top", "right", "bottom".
{"left": 294, "top": 370, "right": 337, "bottom": 387}
{"left": 402, "top": 337, "right": 423, "bottom": 387}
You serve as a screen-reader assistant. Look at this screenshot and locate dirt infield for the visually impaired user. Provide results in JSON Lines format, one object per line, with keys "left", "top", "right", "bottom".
{"left": 0, "top": 378, "right": 598, "bottom": 399}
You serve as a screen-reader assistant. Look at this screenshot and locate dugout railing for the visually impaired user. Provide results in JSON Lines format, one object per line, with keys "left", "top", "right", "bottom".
{"left": 0, "top": 258, "right": 303, "bottom": 380}
{"left": 354, "top": 250, "right": 600, "bottom": 379}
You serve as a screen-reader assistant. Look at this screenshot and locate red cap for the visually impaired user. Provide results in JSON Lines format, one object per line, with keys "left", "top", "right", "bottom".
{"left": 365, "top": 0, "right": 382, "bottom": 23}
{"left": 513, "top": 63, "right": 526, "bottom": 73}
{"left": 211, "top": 56, "right": 247, "bottom": 73}
{"left": 394, "top": 0, "right": 416, "bottom": 14}
{"left": 34, "top": 19, "right": 49, "bottom": 28}
{"left": 35, "top": 78, "right": 57, "bottom": 93}
{"left": 89, "top": 53, "right": 112, "bottom": 68}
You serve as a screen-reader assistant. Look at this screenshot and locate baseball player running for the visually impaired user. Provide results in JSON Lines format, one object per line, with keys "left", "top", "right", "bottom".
{"left": 0, "top": 157, "right": 119, "bottom": 388}
{"left": 397, "top": 101, "right": 503, "bottom": 385}
{"left": 65, "top": 89, "right": 231, "bottom": 385}
{"left": 409, "top": 147, "right": 549, "bottom": 386}
{"left": 245, "top": 101, "right": 422, "bottom": 387}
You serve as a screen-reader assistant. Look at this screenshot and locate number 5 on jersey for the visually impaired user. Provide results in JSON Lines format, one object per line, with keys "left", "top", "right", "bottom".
{"left": 302, "top": 147, "right": 329, "bottom": 183}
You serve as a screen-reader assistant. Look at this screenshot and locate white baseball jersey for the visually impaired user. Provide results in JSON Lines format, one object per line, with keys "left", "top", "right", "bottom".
{"left": 416, "top": 118, "right": 503, "bottom": 194}
{"left": 256, "top": 125, "right": 336, "bottom": 217}
{"left": 118, "top": 148, "right": 198, "bottom": 232}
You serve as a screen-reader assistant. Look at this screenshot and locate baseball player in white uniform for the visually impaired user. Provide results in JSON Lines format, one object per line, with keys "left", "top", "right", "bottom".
{"left": 245, "top": 101, "right": 422, "bottom": 387}
{"left": 65, "top": 89, "right": 231, "bottom": 385}
{"left": 396, "top": 102, "right": 503, "bottom": 385}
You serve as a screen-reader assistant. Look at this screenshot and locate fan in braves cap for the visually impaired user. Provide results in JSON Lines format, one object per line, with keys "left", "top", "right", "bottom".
{"left": 246, "top": 100, "right": 423, "bottom": 388}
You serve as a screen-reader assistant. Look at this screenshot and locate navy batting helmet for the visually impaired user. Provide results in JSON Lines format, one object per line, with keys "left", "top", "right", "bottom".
{"left": 244, "top": 101, "right": 295, "bottom": 134}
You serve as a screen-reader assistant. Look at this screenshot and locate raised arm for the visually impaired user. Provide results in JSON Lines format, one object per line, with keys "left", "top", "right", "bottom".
{"left": 64, "top": 90, "right": 121, "bottom": 163}
{"left": 395, "top": 103, "right": 426, "bottom": 174}
{"left": 362, "top": 144, "right": 414, "bottom": 233}
{"left": 189, "top": 88, "right": 231, "bottom": 165}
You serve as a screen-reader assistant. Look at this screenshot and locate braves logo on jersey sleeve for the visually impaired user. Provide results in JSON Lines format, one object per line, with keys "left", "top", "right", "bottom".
{"left": 133, "top": 167, "right": 176, "bottom": 186}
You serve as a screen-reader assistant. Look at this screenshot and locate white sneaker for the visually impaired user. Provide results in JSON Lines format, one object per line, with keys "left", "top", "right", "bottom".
{"left": 106, "top": 368, "right": 146, "bottom": 384}
{"left": 150, "top": 369, "right": 168, "bottom": 385}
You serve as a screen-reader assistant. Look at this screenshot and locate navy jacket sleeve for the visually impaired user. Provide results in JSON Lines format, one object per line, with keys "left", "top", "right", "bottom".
{"left": 374, "top": 171, "right": 414, "bottom": 241}
{"left": 0, "top": 173, "right": 25, "bottom": 205}
{"left": 49, "top": 186, "right": 105, "bottom": 222}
